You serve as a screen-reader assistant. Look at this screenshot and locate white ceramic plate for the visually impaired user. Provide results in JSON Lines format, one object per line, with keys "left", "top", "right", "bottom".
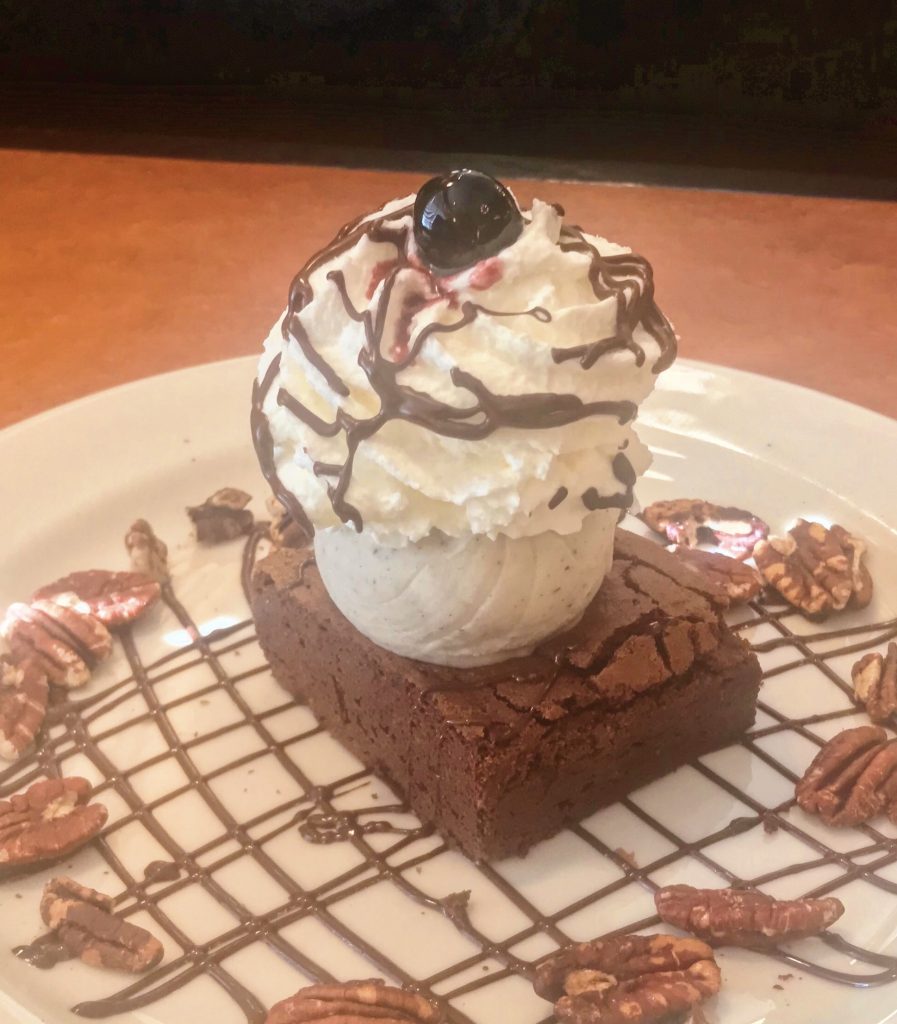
{"left": 1, "top": 357, "right": 896, "bottom": 1024}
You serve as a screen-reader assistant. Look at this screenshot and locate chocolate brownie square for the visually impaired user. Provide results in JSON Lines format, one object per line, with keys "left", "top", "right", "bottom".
{"left": 251, "top": 529, "right": 761, "bottom": 860}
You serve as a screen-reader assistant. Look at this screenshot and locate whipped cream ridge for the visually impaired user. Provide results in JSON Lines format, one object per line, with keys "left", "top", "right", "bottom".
{"left": 253, "top": 193, "right": 676, "bottom": 547}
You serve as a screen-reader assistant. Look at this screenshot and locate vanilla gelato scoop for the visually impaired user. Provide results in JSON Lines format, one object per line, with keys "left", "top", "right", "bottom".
{"left": 252, "top": 170, "right": 676, "bottom": 666}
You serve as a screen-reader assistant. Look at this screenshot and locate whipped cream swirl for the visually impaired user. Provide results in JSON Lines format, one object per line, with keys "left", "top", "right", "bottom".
{"left": 253, "top": 194, "right": 675, "bottom": 546}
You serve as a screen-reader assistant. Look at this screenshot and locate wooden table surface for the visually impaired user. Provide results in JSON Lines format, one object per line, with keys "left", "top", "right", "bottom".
{"left": 2, "top": 148, "right": 895, "bottom": 429}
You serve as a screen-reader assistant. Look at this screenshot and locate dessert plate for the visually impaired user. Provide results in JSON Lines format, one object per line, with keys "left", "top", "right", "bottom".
{"left": 1, "top": 356, "right": 896, "bottom": 1024}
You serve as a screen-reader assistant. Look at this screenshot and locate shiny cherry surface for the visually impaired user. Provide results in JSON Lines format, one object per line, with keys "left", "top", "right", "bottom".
{"left": 412, "top": 169, "right": 523, "bottom": 274}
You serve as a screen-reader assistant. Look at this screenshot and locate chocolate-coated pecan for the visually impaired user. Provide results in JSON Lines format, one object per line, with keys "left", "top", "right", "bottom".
{"left": 33, "top": 570, "right": 161, "bottom": 629}
{"left": 0, "top": 777, "right": 108, "bottom": 872}
{"left": 41, "top": 876, "right": 163, "bottom": 972}
{"left": 754, "top": 520, "right": 873, "bottom": 620}
{"left": 41, "top": 875, "right": 114, "bottom": 920}
{"left": 188, "top": 487, "right": 254, "bottom": 543}
{"left": 655, "top": 885, "right": 844, "bottom": 947}
{"left": 671, "top": 546, "right": 763, "bottom": 606}
{"left": 1, "top": 595, "right": 110, "bottom": 688}
{"left": 796, "top": 725, "right": 897, "bottom": 826}
{"left": 0, "top": 657, "right": 48, "bottom": 761}
{"left": 125, "top": 519, "right": 170, "bottom": 583}
{"left": 641, "top": 499, "right": 769, "bottom": 560}
{"left": 853, "top": 644, "right": 897, "bottom": 724}
{"left": 266, "top": 980, "right": 442, "bottom": 1024}
{"left": 533, "top": 934, "right": 720, "bottom": 1024}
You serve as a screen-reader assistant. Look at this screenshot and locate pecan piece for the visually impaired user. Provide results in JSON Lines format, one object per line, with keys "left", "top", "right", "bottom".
{"left": 32, "top": 595, "right": 112, "bottom": 661}
{"left": 655, "top": 885, "right": 844, "bottom": 947}
{"left": 267, "top": 496, "right": 311, "bottom": 549}
{"left": 641, "top": 499, "right": 769, "bottom": 560}
{"left": 41, "top": 876, "right": 163, "bottom": 972}
{"left": 266, "top": 980, "right": 442, "bottom": 1024}
{"left": 1, "top": 595, "right": 111, "bottom": 688}
{"left": 533, "top": 934, "right": 720, "bottom": 1024}
{"left": 754, "top": 520, "right": 873, "bottom": 620}
{"left": 796, "top": 725, "right": 897, "bottom": 825}
{"left": 0, "top": 657, "right": 48, "bottom": 761}
{"left": 125, "top": 519, "right": 170, "bottom": 583}
{"left": 671, "top": 546, "right": 763, "bottom": 606}
{"left": 0, "top": 777, "right": 108, "bottom": 871}
{"left": 0, "top": 654, "right": 22, "bottom": 687}
{"left": 829, "top": 523, "right": 874, "bottom": 609}
{"left": 852, "top": 644, "right": 897, "bottom": 723}
{"left": 33, "top": 570, "right": 161, "bottom": 628}
{"left": 188, "top": 487, "right": 254, "bottom": 543}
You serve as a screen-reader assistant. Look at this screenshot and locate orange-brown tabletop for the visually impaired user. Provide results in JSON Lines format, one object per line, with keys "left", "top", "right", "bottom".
{"left": 1, "top": 148, "right": 895, "bottom": 429}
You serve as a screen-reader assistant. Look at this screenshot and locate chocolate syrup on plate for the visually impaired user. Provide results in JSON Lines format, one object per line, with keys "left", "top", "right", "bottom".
{"left": 3, "top": 528, "right": 897, "bottom": 1022}
{"left": 13, "top": 933, "right": 72, "bottom": 969}
{"left": 143, "top": 861, "right": 181, "bottom": 884}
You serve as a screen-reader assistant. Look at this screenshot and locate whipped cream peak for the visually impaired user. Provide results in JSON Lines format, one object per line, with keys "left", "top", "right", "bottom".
{"left": 252, "top": 185, "right": 676, "bottom": 546}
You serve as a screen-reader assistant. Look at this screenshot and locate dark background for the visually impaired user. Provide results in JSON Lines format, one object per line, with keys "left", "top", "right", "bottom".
{"left": 2, "top": 1, "right": 896, "bottom": 197}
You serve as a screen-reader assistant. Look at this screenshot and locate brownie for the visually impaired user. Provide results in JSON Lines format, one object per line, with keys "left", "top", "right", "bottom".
{"left": 251, "top": 529, "right": 761, "bottom": 861}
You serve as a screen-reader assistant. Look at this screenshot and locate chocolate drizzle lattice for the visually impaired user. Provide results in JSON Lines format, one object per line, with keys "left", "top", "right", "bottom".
{"left": 2, "top": 536, "right": 897, "bottom": 1023}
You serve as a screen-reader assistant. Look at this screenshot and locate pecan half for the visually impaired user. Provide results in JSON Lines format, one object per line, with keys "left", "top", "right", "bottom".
{"left": 33, "top": 570, "right": 161, "bottom": 629}
{"left": 754, "top": 520, "right": 873, "bottom": 620}
{"left": 266, "top": 980, "right": 442, "bottom": 1024}
{"left": 533, "top": 934, "right": 720, "bottom": 1024}
{"left": 641, "top": 499, "right": 769, "bottom": 560}
{"left": 1, "top": 595, "right": 111, "bottom": 688}
{"left": 853, "top": 644, "right": 897, "bottom": 723}
{"left": 41, "top": 876, "right": 163, "bottom": 972}
{"left": 188, "top": 487, "right": 254, "bottom": 543}
{"left": 33, "top": 595, "right": 112, "bottom": 660}
{"left": 0, "top": 777, "right": 108, "bottom": 871}
{"left": 671, "top": 546, "right": 763, "bottom": 606}
{"left": 655, "top": 885, "right": 844, "bottom": 947}
{"left": 796, "top": 725, "right": 897, "bottom": 826}
{"left": 0, "top": 657, "right": 48, "bottom": 761}
{"left": 125, "top": 519, "right": 170, "bottom": 583}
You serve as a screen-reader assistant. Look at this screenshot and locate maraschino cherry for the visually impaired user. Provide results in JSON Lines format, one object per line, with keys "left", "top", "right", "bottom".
{"left": 413, "top": 169, "right": 524, "bottom": 275}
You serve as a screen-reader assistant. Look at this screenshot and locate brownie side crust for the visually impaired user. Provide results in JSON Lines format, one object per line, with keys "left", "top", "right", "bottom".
{"left": 251, "top": 530, "right": 762, "bottom": 861}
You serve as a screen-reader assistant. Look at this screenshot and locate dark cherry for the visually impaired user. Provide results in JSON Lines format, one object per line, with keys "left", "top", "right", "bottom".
{"left": 413, "top": 169, "right": 524, "bottom": 274}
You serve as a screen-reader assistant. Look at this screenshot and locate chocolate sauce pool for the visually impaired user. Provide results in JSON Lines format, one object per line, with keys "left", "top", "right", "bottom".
{"left": 2, "top": 533, "right": 897, "bottom": 1021}
{"left": 251, "top": 202, "right": 674, "bottom": 533}
{"left": 14, "top": 933, "right": 72, "bottom": 969}
{"left": 143, "top": 860, "right": 181, "bottom": 884}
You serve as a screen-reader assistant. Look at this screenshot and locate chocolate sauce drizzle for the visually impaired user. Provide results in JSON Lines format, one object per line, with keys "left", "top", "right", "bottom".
{"left": 297, "top": 801, "right": 422, "bottom": 846}
{"left": 3, "top": 536, "right": 897, "bottom": 1022}
{"left": 583, "top": 451, "right": 638, "bottom": 512}
{"left": 551, "top": 224, "right": 677, "bottom": 374}
{"left": 547, "top": 486, "right": 568, "bottom": 510}
{"left": 251, "top": 202, "right": 674, "bottom": 532}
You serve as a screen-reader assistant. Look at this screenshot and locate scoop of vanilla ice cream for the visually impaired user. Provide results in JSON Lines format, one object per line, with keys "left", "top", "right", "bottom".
{"left": 253, "top": 185, "right": 675, "bottom": 665}
{"left": 315, "top": 508, "right": 618, "bottom": 666}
